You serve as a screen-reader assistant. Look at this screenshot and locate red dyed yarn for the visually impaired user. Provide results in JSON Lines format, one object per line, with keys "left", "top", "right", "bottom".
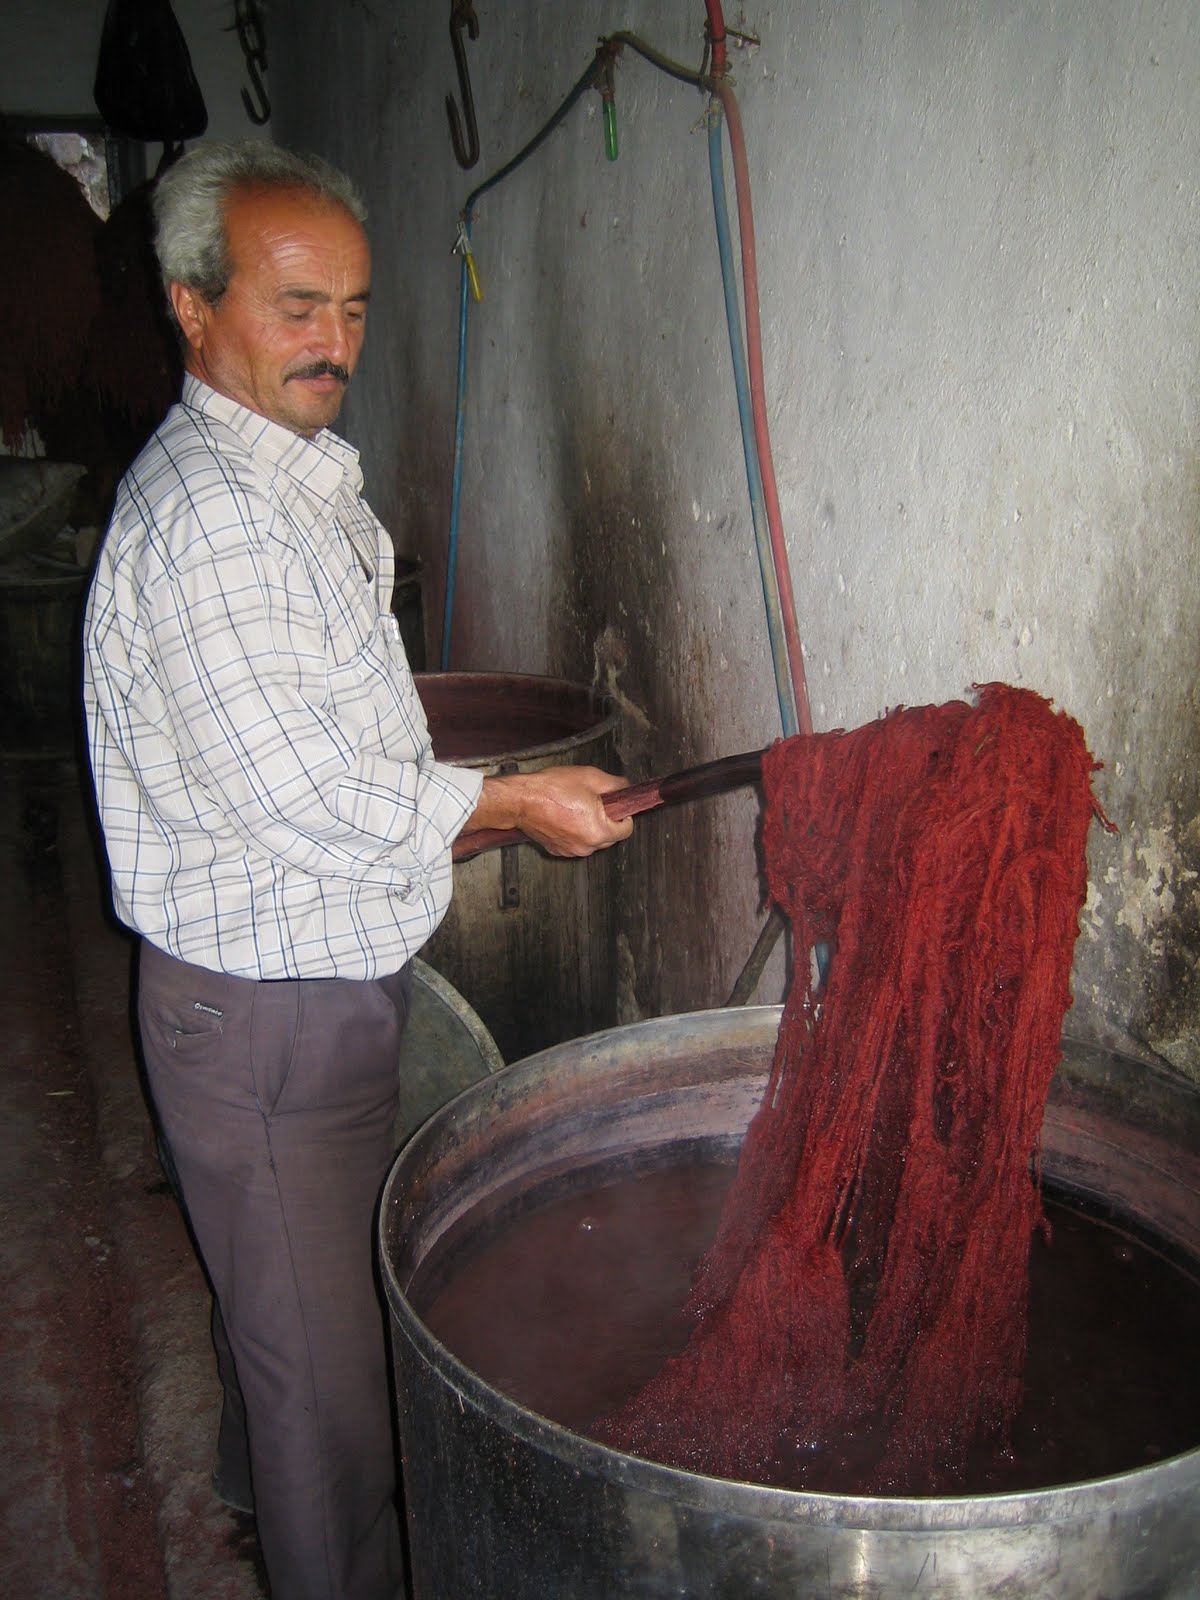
{"left": 600, "top": 684, "right": 1105, "bottom": 1492}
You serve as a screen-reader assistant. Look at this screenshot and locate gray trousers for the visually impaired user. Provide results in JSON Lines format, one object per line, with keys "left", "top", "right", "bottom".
{"left": 137, "top": 940, "right": 409, "bottom": 1600}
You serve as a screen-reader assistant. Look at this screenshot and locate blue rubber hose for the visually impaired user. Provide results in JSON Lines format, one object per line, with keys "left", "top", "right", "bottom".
{"left": 708, "top": 104, "right": 799, "bottom": 738}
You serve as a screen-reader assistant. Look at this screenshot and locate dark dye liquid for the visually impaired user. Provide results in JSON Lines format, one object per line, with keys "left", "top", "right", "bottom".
{"left": 416, "top": 679, "right": 598, "bottom": 762}
{"left": 413, "top": 1159, "right": 1200, "bottom": 1496}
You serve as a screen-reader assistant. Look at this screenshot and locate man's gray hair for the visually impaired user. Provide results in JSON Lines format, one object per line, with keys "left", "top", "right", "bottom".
{"left": 152, "top": 141, "right": 368, "bottom": 325}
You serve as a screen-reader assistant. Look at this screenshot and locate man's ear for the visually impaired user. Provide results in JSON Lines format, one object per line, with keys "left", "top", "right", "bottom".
{"left": 170, "top": 282, "right": 208, "bottom": 349}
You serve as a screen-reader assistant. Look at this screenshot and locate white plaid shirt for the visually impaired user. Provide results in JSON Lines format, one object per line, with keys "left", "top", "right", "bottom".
{"left": 84, "top": 376, "right": 481, "bottom": 980}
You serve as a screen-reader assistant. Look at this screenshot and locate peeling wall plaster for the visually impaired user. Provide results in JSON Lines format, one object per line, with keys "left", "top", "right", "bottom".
{"left": 1113, "top": 825, "right": 1188, "bottom": 948}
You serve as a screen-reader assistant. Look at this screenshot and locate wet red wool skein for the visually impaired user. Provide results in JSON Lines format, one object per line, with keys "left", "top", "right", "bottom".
{"left": 598, "top": 684, "right": 1108, "bottom": 1494}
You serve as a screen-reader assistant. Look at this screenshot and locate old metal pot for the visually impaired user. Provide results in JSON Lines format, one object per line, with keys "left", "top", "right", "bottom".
{"left": 380, "top": 1006, "right": 1200, "bottom": 1600}
{"left": 415, "top": 671, "right": 620, "bottom": 1062}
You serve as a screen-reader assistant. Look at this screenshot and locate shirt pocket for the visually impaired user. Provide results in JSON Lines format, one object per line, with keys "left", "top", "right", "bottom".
{"left": 326, "top": 612, "right": 418, "bottom": 744}
{"left": 274, "top": 588, "right": 330, "bottom": 709}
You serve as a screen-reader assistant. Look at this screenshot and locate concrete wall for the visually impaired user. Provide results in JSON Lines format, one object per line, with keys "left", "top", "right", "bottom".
{"left": 127, "top": 3, "right": 1200, "bottom": 1071}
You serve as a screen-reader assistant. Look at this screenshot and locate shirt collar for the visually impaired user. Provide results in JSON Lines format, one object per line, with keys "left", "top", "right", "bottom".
{"left": 181, "top": 374, "right": 365, "bottom": 503}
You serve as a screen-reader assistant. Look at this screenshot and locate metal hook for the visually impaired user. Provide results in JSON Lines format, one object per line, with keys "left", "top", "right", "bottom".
{"left": 240, "top": 57, "right": 271, "bottom": 126}
{"left": 446, "top": 0, "right": 480, "bottom": 169}
{"left": 234, "top": 0, "right": 271, "bottom": 125}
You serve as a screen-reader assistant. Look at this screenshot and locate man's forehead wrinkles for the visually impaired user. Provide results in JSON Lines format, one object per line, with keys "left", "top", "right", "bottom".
{"left": 273, "top": 285, "right": 372, "bottom": 305}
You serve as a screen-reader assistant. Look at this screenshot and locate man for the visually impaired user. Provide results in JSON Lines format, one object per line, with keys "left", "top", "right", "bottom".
{"left": 83, "top": 141, "right": 630, "bottom": 1600}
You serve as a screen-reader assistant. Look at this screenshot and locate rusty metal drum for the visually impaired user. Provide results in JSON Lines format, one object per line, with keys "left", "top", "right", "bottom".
{"left": 415, "top": 672, "right": 620, "bottom": 1063}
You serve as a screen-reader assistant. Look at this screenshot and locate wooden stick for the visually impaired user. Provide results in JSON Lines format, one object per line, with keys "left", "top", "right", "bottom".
{"left": 451, "top": 747, "right": 767, "bottom": 862}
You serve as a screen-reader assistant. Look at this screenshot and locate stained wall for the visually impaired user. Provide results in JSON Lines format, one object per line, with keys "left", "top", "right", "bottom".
{"left": 21, "top": 1, "right": 1198, "bottom": 1074}
{"left": 266, "top": 1, "right": 1198, "bottom": 1075}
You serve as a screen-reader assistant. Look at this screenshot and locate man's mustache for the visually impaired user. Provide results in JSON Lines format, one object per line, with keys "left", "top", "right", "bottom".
{"left": 285, "top": 361, "right": 350, "bottom": 385}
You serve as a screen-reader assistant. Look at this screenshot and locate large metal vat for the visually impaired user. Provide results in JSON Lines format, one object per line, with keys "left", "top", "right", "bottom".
{"left": 380, "top": 1007, "right": 1200, "bottom": 1600}
{"left": 395, "top": 957, "right": 504, "bottom": 1140}
{"left": 415, "top": 672, "right": 620, "bottom": 1062}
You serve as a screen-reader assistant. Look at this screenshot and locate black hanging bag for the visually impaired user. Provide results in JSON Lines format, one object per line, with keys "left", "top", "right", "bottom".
{"left": 93, "top": 0, "right": 209, "bottom": 143}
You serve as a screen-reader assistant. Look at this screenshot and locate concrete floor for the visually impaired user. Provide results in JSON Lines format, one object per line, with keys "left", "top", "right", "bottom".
{"left": 0, "top": 754, "right": 267, "bottom": 1600}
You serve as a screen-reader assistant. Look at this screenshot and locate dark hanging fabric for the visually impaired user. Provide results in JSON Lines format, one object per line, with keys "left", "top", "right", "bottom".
{"left": 599, "top": 683, "right": 1106, "bottom": 1495}
{"left": 93, "top": 0, "right": 208, "bottom": 143}
{"left": 86, "top": 180, "right": 181, "bottom": 463}
{"left": 0, "top": 136, "right": 102, "bottom": 451}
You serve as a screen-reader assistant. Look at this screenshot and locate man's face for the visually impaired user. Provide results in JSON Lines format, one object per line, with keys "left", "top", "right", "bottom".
{"left": 171, "top": 185, "right": 371, "bottom": 436}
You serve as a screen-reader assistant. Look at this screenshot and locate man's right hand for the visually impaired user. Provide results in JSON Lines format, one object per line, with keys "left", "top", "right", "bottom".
{"left": 460, "top": 766, "right": 633, "bottom": 858}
